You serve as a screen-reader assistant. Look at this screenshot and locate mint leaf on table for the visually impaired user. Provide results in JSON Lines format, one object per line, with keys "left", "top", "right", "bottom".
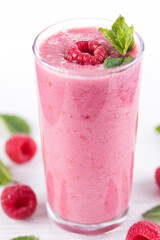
{"left": 0, "top": 159, "right": 14, "bottom": 186}
{"left": 104, "top": 56, "right": 133, "bottom": 69}
{"left": 156, "top": 125, "right": 160, "bottom": 133}
{"left": 0, "top": 115, "right": 30, "bottom": 134}
{"left": 11, "top": 236, "right": 39, "bottom": 240}
{"left": 143, "top": 205, "right": 160, "bottom": 220}
{"left": 99, "top": 15, "right": 134, "bottom": 55}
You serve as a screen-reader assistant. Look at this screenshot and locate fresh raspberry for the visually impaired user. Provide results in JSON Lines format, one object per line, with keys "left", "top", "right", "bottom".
{"left": 1, "top": 184, "right": 37, "bottom": 219}
{"left": 65, "top": 40, "right": 107, "bottom": 65}
{"left": 5, "top": 134, "right": 37, "bottom": 164}
{"left": 126, "top": 221, "right": 160, "bottom": 240}
{"left": 155, "top": 167, "right": 160, "bottom": 187}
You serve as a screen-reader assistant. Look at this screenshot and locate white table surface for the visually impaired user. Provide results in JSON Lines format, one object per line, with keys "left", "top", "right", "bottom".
{"left": 0, "top": 0, "right": 160, "bottom": 239}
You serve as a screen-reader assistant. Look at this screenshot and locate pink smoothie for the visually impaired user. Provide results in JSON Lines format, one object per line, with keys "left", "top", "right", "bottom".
{"left": 35, "top": 26, "right": 142, "bottom": 225}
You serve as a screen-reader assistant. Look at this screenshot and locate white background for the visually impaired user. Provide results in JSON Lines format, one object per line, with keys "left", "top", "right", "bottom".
{"left": 0, "top": 0, "right": 160, "bottom": 239}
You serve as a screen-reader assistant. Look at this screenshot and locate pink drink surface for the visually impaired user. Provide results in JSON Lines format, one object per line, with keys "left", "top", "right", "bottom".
{"left": 35, "top": 27, "right": 142, "bottom": 224}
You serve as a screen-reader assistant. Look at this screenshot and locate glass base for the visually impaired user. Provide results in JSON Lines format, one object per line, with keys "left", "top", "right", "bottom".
{"left": 46, "top": 202, "right": 128, "bottom": 235}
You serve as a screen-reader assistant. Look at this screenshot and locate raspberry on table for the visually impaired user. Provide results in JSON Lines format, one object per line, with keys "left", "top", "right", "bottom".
{"left": 1, "top": 184, "right": 37, "bottom": 219}
{"left": 5, "top": 134, "right": 37, "bottom": 164}
{"left": 155, "top": 167, "right": 160, "bottom": 188}
{"left": 126, "top": 221, "right": 160, "bottom": 240}
{"left": 64, "top": 40, "right": 107, "bottom": 65}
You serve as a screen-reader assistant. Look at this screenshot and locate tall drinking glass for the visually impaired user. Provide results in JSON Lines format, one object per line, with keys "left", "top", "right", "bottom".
{"left": 32, "top": 18, "right": 144, "bottom": 234}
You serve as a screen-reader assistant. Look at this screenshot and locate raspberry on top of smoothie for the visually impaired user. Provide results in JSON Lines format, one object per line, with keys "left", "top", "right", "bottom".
{"left": 65, "top": 40, "right": 108, "bottom": 65}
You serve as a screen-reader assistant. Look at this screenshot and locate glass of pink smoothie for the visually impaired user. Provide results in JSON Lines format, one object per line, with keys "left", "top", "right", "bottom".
{"left": 33, "top": 18, "right": 144, "bottom": 234}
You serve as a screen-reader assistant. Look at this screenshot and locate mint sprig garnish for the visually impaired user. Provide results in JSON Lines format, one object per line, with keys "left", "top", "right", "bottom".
{"left": 0, "top": 115, "right": 30, "bottom": 134}
{"left": 104, "top": 58, "right": 123, "bottom": 69}
{"left": 121, "top": 56, "right": 133, "bottom": 65}
{"left": 11, "top": 236, "right": 39, "bottom": 240}
{"left": 104, "top": 56, "right": 133, "bottom": 69}
{"left": 99, "top": 15, "right": 134, "bottom": 55}
{"left": 0, "top": 159, "right": 14, "bottom": 186}
{"left": 156, "top": 125, "right": 160, "bottom": 133}
{"left": 143, "top": 205, "right": 160, "bottom": 221}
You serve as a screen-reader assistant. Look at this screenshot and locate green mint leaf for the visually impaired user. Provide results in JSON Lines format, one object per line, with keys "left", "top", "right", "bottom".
{"left": 121, "top": 56, "right": 133, "bottom": 65}
{"left": 128, "top": 36, "right": 134, "bottom": 51}
{"left": 143, "top": 205, "right": 160, "bottom": 219}
{"left": 104, "top": 56, "right": 133, "bottom": 69}
{"left": 11, "top": 236, "right": 39, "bottom": 240}
{"left": 99, "top": 15, "right": 134, "bottom": 55}
{"left": 156, "top": 125, "right": 160, "bottom": 133}
{"left": 0, "top": 159, "right": 14, "bottom": 186}
{"left": 104, "top": 57, "right": 123, "bottom": 69}
{"left": 0, "top": 115, "right": 30, "bottom": 134}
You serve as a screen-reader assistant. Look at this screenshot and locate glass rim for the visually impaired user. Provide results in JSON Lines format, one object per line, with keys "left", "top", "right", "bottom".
{"left": 32, "top": 17, "right": 144, "bottom": 79}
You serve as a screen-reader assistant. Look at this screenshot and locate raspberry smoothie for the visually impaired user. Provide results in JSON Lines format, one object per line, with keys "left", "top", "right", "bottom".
{"left": 33, "top": 18, "right": 144, "bottom": 233}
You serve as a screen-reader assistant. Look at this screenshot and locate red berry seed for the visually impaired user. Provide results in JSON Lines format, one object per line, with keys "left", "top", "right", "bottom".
{"left": 5, "top": 134, "right": 37, "bottom": 164}
{"left": 155, "top": 167, "right": 160, "bottom": 188}
{"left": 126, "top": 221, "right": 160, "bottom": 240}
{"left": 1, "top": 184, "right": 37, "bottom": 219}
{"left": 65, "top": 40, "right": 107, "bottom": 65}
